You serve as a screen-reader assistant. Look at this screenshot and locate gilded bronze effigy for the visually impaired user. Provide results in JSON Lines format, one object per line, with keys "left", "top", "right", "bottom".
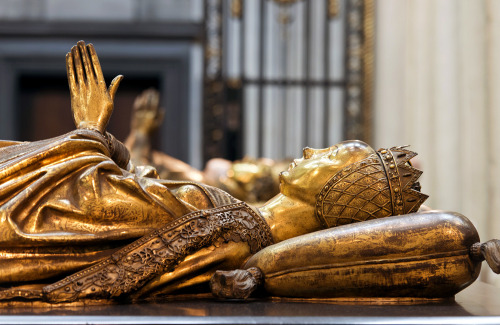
{"left": 0, "top": 41, "right": 498, "bottom": 305}
{"left": 124, "top": 88, "right": 283, "bottom": 204}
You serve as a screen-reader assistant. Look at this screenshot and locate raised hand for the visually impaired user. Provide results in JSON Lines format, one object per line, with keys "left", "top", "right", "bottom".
{"left": 66, "top": 41, "right": 123, "bottom": 133}
{"left": 131, "top": 88, "right": 165, "bottom": 135}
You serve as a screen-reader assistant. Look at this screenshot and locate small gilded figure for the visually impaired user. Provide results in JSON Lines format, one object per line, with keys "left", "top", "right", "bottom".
{"left": 124, "top": 88, "right": 285, "bottom": 204}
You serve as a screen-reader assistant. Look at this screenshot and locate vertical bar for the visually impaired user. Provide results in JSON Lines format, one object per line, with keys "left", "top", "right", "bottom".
{"left": 202, "top": 0, "right": 225, "bottom": 162}
{"left": 239, "top": 0, "right": 246, "bottom": 157}
{"left": 258, "top": 0, "right": 266, "bottom": 157}
{"left": 341, "top": 0, "right": 350, "bottom": 140}
{"left": 303, "top": 0, "right": 311, "bottom": 148}
{"left": 240, "top": 0, "right": 246, "bottom": 79}
{"left": 363, "top": 0, "right": 375, "bottom": 144}
{"left": 202, "top": 0, "right": 209, "bottom": 162}
{"left": 220, "top": 0, "right": 227, "bottom": 157}
{"left": 280, "top": 4, "right": 289, "bottom": 158}
{"left": 221, "top": 0, "right": 227, "bottom": 81}
{"left": 323, "top": 0, "right": 330, "bottom": 146}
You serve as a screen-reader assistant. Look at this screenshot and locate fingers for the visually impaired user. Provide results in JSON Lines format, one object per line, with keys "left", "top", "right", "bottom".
{"left": 108, "top": 75, "right": 124, "bottom": 101}
{"left": 133, "top": 94, "right": 143, "bottom": 111}
{"left": 146, "top": 89, "right": 160, "bottom": 110}
{"left": 71, "top": 45, "right": 85, "bottom": 88}
{"left": 66, "top": 52, "right": 77, "bottom": 92}
{"left": 77, "top": 41, "right": 94, "bottom": 82}
{"left": 134, "top": 89, "right": 159, "bottom": 112}
{"left": 87, "top": 43, "right": 106, "bottom": 88}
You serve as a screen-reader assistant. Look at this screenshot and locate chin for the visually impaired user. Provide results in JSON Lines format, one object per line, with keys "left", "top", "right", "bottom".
{"left": 277, "top": 171, "right": 288, "bottom": 194}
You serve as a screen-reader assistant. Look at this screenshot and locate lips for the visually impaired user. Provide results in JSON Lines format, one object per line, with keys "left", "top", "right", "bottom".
{"left": 288, "top": 159, "right": 299, "bottom": 171}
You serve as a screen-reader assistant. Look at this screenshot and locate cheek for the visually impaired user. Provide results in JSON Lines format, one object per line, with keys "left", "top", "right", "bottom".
{"left": 281, "top": 159, "right": 340, "bottom": 191}
{"left": 292, "top": 160, "right": 332, "bottom": 180}
{"left": 278, "top": 170, "right": 301, "bottom": 194}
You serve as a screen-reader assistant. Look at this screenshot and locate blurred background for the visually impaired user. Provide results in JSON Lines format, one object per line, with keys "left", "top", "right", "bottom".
{"left": 0, "top": 0, "right": 499, "bottom": 287}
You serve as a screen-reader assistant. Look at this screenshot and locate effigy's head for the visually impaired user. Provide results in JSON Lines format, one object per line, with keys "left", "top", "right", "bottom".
{"left": 279, "top": 140, "right": 428, "bottom": 228}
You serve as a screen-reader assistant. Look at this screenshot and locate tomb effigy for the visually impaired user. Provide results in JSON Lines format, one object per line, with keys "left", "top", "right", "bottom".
{"left": 0, "top": 41, "right": 497, "bottom": 304}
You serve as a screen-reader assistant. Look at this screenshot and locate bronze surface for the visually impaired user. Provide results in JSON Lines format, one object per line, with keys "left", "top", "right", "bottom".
{"left": 0, "top": 41, "right": 497, "bottom": 304}
{"left": 124, "top": 89, "right": 284, "bottom": 203}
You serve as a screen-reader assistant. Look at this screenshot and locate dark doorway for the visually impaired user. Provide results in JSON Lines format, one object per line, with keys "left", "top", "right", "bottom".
{"left": 17, "top": 74, "right": 160, "bottom": 144}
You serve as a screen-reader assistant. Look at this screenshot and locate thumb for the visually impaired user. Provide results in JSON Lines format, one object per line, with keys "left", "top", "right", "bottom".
{"left": 108, "top": 75, "right": 124, "bottom": 101}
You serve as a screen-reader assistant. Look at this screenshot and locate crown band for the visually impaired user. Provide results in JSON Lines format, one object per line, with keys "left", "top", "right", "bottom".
{"left": 376, "top": 148, "right": 404, "bottom": 215}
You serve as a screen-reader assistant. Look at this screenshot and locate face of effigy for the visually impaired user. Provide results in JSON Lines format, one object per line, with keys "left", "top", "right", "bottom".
{"left": 279, "top": 140, "right": 376, "bottom": 205}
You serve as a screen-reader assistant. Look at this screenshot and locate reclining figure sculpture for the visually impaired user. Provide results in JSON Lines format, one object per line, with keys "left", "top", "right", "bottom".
{"left": 0, "top": 41, "right": 498, "bottom": 304}
{"left": 124, "top": 88, "right": 285, "bottom": 203}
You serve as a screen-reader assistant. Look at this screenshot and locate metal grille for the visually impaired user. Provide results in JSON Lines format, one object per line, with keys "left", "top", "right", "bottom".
{"left": 203, "top": 0, "right": 374, "bottom": 162}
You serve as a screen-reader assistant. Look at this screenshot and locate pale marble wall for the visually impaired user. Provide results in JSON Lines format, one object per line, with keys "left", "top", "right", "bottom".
{"left": 374, "top": 0, "right": 500, "bottom": 287}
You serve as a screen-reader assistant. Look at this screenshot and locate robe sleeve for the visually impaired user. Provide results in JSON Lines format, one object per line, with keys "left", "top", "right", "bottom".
{"left": 0, "top": 129, "right": 219, "bottom": 247}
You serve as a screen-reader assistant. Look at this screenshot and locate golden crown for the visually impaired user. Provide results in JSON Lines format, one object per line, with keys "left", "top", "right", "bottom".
{"left": 315, "top": 146, "right": 428, "bottom": 229}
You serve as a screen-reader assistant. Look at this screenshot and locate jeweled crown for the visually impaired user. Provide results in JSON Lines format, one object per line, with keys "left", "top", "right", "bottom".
{"left": 315, "top": 146, "right": 428, "bottom": 229}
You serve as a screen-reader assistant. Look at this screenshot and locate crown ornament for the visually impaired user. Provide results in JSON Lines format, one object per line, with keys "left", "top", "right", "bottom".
{"left": 315, "top": 146, "right": 428, "bottom": 229}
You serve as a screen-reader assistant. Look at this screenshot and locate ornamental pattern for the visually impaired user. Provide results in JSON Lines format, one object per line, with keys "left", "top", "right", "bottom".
{"left": 42, "top": 202, "right": 273, "bottom": 303}
{"left": 315, "top": 155, "right": 392, "bottom": 229}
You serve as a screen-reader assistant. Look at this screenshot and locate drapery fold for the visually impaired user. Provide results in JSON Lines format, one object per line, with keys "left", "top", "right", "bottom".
{"left": 0, "top": 129, "right": 237, "bottom": 283}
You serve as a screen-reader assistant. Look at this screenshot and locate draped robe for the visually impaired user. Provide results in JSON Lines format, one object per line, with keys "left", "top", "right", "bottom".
{"left": 0, "top": 129, "right": 237, "bottom": 285}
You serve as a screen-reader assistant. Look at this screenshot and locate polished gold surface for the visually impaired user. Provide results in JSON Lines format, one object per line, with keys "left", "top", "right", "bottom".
{"left": 124, "top": 89, "right": 204, "bottom": 183}
{"left": 66, "top": 41, "right": 123, "bottom": 134}
{"left": 207, "top": 157, "right": 286, "bottom": 203}
{"left": 362, "top": 0, "right": 375, "bottom": 142}
{"left": 0, "top": 41, "right": 235, "bottom": 286}
{"left": 242, "top": 211, "right": 481, "bottom": 298}
{"left": 315, "top": 146, "right": 427, "bottom": 228}
{"left": 124, "top": 89, "right": 284, "bottom": 203}
{"left": 0, "top": 41, "right": 497, "bottom": 304}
